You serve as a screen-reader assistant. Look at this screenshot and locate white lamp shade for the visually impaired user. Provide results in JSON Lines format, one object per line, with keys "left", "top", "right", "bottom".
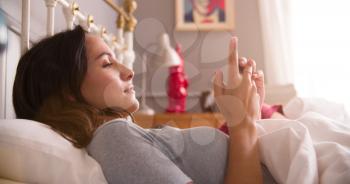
{"left": 158, "top": 33, "right": 181, "bottom": 67}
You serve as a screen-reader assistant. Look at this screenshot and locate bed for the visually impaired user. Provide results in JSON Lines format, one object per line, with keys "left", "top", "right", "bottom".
{"left": 1, "top": 0, "right": 350, "bottom": 183}
{"left": 258, "top": 97, "right": 350, "bottom": 183}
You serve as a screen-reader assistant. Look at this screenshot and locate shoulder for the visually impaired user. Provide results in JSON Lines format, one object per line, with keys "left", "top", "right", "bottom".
{"left": 94, "top": 118, "right": 129, "bottom": 133}
{"left": 87, "top": 118, "right": 154, "bottom": 157}
{"left": 92, "top": 118, "right": 149, "bottom": 143}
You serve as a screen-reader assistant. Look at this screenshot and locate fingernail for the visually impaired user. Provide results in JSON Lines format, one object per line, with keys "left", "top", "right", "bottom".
{"left": 215, "top": 70, "right": 220, "bottom": 77}
{"left": 230, "top": 39, "right": 234, "bottom": 49}
{"left": 247, "top": 59, "right": 253, "bottom": 64}
{"left": 239, "top": 58, "right": 247, "bottom": 64}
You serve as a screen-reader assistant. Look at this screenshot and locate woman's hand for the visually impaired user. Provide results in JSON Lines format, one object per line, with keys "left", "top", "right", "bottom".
{"left": 216, "top": 37, "right": 264, "bottom": 184}
{"left": 239, "top": 57, "right": 265, "bottom": 112}
{"left": 213, "top": 37, "right": 264, "bottom": 129}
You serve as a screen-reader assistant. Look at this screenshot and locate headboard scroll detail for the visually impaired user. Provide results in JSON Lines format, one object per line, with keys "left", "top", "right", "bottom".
{"left": 21, "top": 0, "right": 137, "bottom": 69}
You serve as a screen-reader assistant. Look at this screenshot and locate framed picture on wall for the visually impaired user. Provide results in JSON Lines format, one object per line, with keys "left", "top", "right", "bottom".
{"left": 175, "top": 0, "right": 234, "bottom": 31}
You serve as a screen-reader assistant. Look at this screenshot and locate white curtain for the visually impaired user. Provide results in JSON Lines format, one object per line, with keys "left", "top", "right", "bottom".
{"left": 290, "top": 0, "right": 350, "bottom": 108}
{"left": 258, "top": 0, "right": 294, "bottom": 86}
{"left": 259, "top": 0, "right": 350, "bottom": 109}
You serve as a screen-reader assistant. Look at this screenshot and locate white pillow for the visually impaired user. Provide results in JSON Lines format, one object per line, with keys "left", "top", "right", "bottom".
{"left": 0, "top": 119, "right": 107, "bottom": 184}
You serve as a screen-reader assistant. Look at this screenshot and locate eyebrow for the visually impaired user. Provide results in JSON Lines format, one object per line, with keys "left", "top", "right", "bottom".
{"left": 94, "top": 52, "right": 113, "bottom": 61}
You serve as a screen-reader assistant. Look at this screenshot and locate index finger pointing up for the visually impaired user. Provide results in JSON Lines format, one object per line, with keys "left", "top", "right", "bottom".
{"left": 229, "top": 37, "right": 239, "bottom": 67}
{"left": 227, "top": 37, "right": 240, "bottom": 88}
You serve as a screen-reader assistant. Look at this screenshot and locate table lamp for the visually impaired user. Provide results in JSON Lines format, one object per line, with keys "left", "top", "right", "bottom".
{"left": 137, "top": 33, "right": 186, "bottom": 115}
{"left": 158, "top": 34, "right": 181, "bottom": 67}
{"left": 158, "top": 34, "right": 188, "bottom": 113}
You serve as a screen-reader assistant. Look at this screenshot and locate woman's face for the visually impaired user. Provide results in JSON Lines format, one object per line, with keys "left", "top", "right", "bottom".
{"left": 81, "top": 34, "right": 139, "bottom": 113}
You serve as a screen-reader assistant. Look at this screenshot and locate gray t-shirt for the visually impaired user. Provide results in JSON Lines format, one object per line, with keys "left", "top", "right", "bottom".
{"left": 87, "top": 119, "right": 228, "bottom": 184}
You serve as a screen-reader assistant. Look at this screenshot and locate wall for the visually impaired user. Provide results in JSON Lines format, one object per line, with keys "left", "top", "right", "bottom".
{"left": 133, "top": 0, "right": 265, "bottom": 112}
{"left": 0, "top": 0, "right": 264, "bottom": 113}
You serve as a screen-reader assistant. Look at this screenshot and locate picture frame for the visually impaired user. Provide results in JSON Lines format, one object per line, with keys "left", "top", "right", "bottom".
{"left": 175, "top": 0, "right": 235, "bottom": 31}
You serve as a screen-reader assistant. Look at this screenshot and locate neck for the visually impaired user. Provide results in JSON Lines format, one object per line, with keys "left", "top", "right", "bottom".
{"left": 97, "top": 114, "right": 129, "bottom": 123}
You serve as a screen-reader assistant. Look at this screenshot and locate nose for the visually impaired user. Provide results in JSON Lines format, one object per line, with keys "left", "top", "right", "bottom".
{"left": 119, "top": 63, "right": 134, "bottom": 81}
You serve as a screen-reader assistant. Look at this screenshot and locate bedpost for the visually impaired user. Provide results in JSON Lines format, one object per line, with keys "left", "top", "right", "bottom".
{"left": 45, "top": 0, "right": 57, "bottom": 36}
{"left": 103, "top": 0, "right": 137, "bottom": 69}
{"left": 115, "top": 13, "right": 125, "bottom": 66}
{"left": 123, "top": 0, "right": 137, "bottom": 69}
{"left": 62, "top": 2, "right": 79, "bottom": 30}
{"left": 21, "top": 0, "right": 30, "bottom": 55}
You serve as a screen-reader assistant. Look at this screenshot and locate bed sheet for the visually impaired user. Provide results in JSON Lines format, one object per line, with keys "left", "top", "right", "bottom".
{"left": 257, "top": 97, "right": 350, "bottom": 184}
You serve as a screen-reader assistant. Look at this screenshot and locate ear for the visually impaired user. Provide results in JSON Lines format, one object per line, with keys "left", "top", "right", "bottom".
{"left": 67, "top": 95, "right": 76, "bottom": 102}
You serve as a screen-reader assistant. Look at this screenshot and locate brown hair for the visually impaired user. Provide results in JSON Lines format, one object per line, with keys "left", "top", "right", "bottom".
{"left": 13, "top": 26, "right": 130, "bottom": 148}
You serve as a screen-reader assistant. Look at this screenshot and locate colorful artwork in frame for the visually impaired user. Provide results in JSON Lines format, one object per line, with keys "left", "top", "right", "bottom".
{"left": 175, "top": 0, "right": 234, "bottom": 31}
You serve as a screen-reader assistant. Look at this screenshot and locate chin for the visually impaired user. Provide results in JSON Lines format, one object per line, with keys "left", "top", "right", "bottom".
{"left": 126, "top": 100, "right": 139, "bottom": 113}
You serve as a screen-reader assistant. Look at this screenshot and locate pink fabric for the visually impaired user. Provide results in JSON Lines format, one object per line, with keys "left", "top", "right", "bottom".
{"left": 218, "top": 122, "right": 229, "bottom": 135}
{"left": 261, "top": 104, "right": 283, "bottom": 119}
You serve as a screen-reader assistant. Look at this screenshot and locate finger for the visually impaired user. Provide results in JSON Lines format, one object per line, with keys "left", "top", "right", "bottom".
{"left": 229, "top": 37, "right": 239, "bottom": 66}
{"left": 239, "top": 57, "right": 247, "bottom": 73}
{"left": 227, "top": 37, "right": 240, "bottom": 88}
{"left": 258, "top": 70, "right": 264, "bottom": 77}
{"left": 251, "top": 80, "right": 258, "bottom": 94}
{"left": 251, "top": 81, "right": 259, "bottom": 105}
{"left": 248, "top": 59, "right": 257, "bottom": 73}
{"left": 239, "top": 57, "right": 247, "bottom": 66}
{"left": 257, "top": 70, "right": 264, "bottom": 81}
{"left": 253, "top": 71, "right": 264, "bottom": 88}
{"left": 253, "top": 70, "right": 264, "bottom": 80}
{"left": 251, "top": 81, "right": 261, "bottom": 119}
{"left": 213, "top": 70, "right": 225, "bottom": 97}
{"left": 256, "top": 70, "right": 265, "bottom": 87}
{"left": 228, "top": 37, "right": 239, "bottom": 77}
{"left": 242, "top": 61, "right": 253, "bottom": 87}
{"left": 253, "top": 70, "right": 265, "bottom": 108}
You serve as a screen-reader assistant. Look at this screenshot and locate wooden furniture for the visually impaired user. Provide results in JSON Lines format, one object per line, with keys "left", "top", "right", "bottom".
{"left": 133, "top": 113, "right": 226, "bottom": 129}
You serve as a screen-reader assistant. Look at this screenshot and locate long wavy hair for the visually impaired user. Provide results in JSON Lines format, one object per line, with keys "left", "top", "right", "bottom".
{"left": 13, "top": 26, "right": 130, "bottom": 148}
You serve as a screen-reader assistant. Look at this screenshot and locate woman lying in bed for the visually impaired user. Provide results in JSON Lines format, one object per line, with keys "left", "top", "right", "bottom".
{"left": 13, "top": 26, "right": 267, "bottom": 184}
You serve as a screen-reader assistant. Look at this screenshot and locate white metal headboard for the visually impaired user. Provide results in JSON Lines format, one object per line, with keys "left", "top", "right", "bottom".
{"left": 21, "top": 0, "right": 137, "bottom": 69}
{"left": 0, "top": 0, "right": 137, "bottom": 119}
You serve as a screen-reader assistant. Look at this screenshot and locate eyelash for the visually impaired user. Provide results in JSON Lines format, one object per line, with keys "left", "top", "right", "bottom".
{"left": 102, "top": 61, "right": 113, "bottom": 68}
{"left": 101, "top": 54, "right": 118, "bottom": 68}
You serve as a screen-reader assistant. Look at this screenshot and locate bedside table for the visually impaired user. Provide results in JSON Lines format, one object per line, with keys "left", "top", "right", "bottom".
{"left": 133, "top": 113, "right": 225, "bottom": 129}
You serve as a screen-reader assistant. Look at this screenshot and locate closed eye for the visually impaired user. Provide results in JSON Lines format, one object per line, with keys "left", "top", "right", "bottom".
{"left": 102, "top": 62, "right": 113, "bottom": 68}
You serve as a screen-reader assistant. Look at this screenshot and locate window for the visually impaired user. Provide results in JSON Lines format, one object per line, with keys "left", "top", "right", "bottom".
{"left": 290, "top": 0, "right": 350, "bottom": 108}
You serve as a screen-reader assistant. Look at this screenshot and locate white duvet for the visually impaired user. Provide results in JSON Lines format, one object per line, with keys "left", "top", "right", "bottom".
{"left": 257, "top": 97, "right": 350, "bottom": 184}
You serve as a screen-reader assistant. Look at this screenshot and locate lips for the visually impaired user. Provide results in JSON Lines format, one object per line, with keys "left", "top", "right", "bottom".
{"left": 124, "top": 85, "right": 134, "bottom": 93}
